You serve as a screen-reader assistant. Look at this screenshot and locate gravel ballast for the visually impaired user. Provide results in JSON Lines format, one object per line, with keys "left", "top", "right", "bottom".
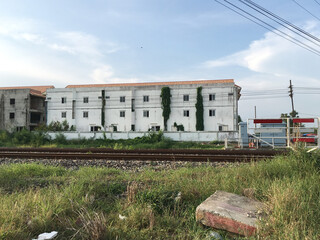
{"left": 0, "top": 157, "right": 243, "bottom": 171}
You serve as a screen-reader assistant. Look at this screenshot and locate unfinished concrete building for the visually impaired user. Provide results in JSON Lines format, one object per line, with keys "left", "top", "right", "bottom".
{"left": 0, "top": 86, "right": 54, "bottom": 132}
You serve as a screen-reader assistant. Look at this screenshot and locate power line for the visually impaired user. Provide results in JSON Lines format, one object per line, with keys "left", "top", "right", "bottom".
{"left": 295, "top": 87, "right": 320, "bottom": 90}
{"left": 214, "top": 0, "right": 320, "bottom": 56}
{"left": 314, "top": 0, "right": 320, "bottom": 7}
{"left": 295, "top": 92, "right": 320, "bottom": 94}
{"left": 240, "top": 96, "right": 289, "bottom": 100}
{"left": 240, "top": 0, "right": 320, "bottom": 48}
{"left": 242, "top": 0, "right": 320, "bottom": 43}
{"left": 291, "top": 0, "right": 320, "bottom": 22}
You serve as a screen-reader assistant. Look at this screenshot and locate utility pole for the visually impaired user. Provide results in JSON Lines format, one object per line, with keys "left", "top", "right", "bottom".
{"left": 254, "top": 106, "right": 256, "bottom": 128}
{"left": 254, "top": 106, "right": 256, "bottom": 119}
{"left": 288, "top": 80, "right": 295, "bottom": 116}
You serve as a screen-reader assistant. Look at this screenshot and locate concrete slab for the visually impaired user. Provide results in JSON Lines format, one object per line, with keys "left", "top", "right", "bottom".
{"left": 196, "top": 191, "right": 264, "bottom": 237}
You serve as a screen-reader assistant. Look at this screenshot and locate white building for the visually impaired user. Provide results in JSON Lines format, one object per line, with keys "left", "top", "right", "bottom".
{"left": 46, "top": 79, "right": 241, "bottom": 133}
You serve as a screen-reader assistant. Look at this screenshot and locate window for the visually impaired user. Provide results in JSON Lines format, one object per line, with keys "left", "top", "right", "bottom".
{"left": 10, "top": 98, "right": 15, "bottom": 105}
{"left": 61, "top": 112, "right": 66, "bottom": 118}
{"left": 209, "top": 109, "right": 216, "bottom": 117}
{"left": 143, "top": 95, "right": 149, "bottom": 102}
{"left": 183, "top": 94, "right": 189, "bottom": 101}
{"left": 228, "top": 93, "right": 234, "bottom": 101}
{"left": 61, "top": 97, "right": 67, "bottom": 104}
{"left": 209, "top": 94, "right": 215, "bottom": 101}
{"left": 120, "top": 96, "right": 125, "bottom": 102}
{"left": 16, "top": 126, "right": 23, "bottom": 131}
{"left": 120, "top": 111, "right": 125, "bottom": 117}
{"left": 90, "top": 126, "right": 101, "bottom": 132}
{"left": 151, "top": 126, "right": 160, "bottom": 131}
{"left": 143, "top": 110, "right": 149, "bottom": 118}
{"left": 183, "top": 110, "right": 189, "bottom": 117}
{"left": 131, "top": 124, "right": 135, "bottom": 131}
{"left": 83, "top": 111, "right": 89, "bottom": 118}
{"left": 219, "top": 125, "right": 228, "bottom": 131}
{"left": 83, "top": 97, "right": 89, "bottom": 103}
{"left": 9, "top": 112, "right": 15, "bottom": 119}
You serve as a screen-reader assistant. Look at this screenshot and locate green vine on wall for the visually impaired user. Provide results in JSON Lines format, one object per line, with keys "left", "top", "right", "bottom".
{"left": 101, "top": 90, "right": 106, "bottom": 127}
{"left": 195, "top": 86, "right": 204, "bottom": 131}
{"left": 161, "top": 87, "right": 171, "bottom": 131}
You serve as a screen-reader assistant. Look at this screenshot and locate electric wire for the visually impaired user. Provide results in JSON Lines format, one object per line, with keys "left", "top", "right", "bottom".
{"left": 243, "top": 0, "right": 320, "bottom": 43}
{"left": 314, "top": 0, "right": 320, "bottom": 7}
{"left": 240, "top": 96, "right": 289, "bottom": 100}
{"left": 239, "top": 0, "right": 320, "bottom": 47}
{"left": 214, "top": 0, "right": 320, "bottom": 56}
{"left": 295, "top": 87, "right": 320, "bottom": 90}
{"left": 291, "top": 0, "right": 320, "bottom": 22}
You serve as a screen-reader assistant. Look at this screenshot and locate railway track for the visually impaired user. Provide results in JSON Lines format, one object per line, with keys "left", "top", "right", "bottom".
{"left": 0, "top": 148, "right": 285, "bottom": 163}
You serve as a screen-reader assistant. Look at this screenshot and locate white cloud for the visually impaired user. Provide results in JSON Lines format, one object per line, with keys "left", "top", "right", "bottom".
{"left": 90, "top": 65, "right": 114, "bottom": 83}
{"left": 202, "top": 23, "right": 320, "bottom": 84}
{"left": 51, "top": 31, "right": 102, "bottom": 56}
{"left": 20, "top": 33, "right": 44, "bottom": 44}
{"left": 90, "top": 65, "right": 138, "bottom": 84}
{"left": 201, "top": 21, "right": 320, "bottom": 119}
{"left": 0, "top": 18, "right": 130, "bottom": 87}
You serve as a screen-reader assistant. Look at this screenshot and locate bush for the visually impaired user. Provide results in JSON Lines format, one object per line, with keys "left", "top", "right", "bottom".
{"left": 0, "top": 130, "right": 10, "bottom": 146}
{"left": 12, "top": 128, "right": 32, "bottom": 145}
{"left": 54, "top": 133, "right": 67, "bottom": 145}
{"left": 31, "top": 131, "right": 51, "bottom": 147}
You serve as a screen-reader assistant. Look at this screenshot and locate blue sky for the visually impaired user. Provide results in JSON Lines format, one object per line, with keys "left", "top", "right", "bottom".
{"left": 0, "top": 0, "right": 319, "bottom": 120}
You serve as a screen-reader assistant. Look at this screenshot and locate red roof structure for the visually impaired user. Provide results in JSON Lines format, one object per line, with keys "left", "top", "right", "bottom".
{"left": 0, "top": 86, "right": 55, "bottom": 97}
{"left": 66, "top": 79, "right": 235, "bottom": 88}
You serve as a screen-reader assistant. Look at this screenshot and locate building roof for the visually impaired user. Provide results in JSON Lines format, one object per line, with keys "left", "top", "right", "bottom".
{"left": 0, "top": 86, "right": 55, "bottom": 96}
{"left": 66, "top": 79, "right": 235, "bottom": 88}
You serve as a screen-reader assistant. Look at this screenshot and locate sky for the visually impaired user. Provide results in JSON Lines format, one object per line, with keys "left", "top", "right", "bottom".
{"left": 0, "top": 0, "right": 319, "bottom": 120}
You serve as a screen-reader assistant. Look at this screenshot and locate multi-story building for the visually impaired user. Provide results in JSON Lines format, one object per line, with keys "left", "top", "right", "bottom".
{"left": 46, "top": 79, "right": 241, "bottom": 132}
{"left": 0, "top": 86, "right": 54, "bottom": 131}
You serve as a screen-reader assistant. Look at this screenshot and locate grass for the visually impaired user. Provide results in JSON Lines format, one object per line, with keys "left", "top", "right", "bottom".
{"left": 0, "top": 149, "right": 319, "bottom": 239}
{"left": 0, "top": 129, "right": 225, "bottom": 150}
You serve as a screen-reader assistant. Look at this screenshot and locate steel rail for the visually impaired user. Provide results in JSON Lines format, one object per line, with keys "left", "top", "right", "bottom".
{"left": 0, "top": 152, "right": 273, "bottom": 162}
{"left": 0, "top": 147, "right": 286, "bottom": 156}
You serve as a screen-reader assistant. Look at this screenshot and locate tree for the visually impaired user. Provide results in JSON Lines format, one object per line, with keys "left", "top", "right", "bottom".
{"left": 280, "top": 111, "right": 300, "bottom": 134}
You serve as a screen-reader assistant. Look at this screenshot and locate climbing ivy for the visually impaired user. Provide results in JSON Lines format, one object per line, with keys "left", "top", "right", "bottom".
{"left": 161, "top": 87, "right": 171, "bottom": 131}
{"left": 195, "top": 86, "right": 204, "bottom": 131}
{"left": 101, "top": 90, "right": 106, "bottom": 127}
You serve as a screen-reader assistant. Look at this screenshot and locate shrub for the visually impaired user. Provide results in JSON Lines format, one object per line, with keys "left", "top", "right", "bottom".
{"left": 54, "top": 133, "right": 67, "bottom": 145}
{"left": 12, "top": 128, "right": 32, "bottom": 145}
{"left": 61, "top": 120, "right": 70, "bottom": 131}
{"left": 0, "top": 130, "right": 10, "bottom": 146}
{"left": 31, "top": 131, "right": 51, "bottom": 147}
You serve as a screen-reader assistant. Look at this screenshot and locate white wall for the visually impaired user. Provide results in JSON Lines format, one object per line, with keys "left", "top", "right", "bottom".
{"left": 46, "top": 81, "right": 240, "bottom": 136}
{"left": 48, "top": 131, "right": 239, "bottom": 142}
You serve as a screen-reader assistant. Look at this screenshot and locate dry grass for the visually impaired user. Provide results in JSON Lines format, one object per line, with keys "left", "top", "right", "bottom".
{"left": 0, "top": 150, "right": 319, "bottom": 239}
